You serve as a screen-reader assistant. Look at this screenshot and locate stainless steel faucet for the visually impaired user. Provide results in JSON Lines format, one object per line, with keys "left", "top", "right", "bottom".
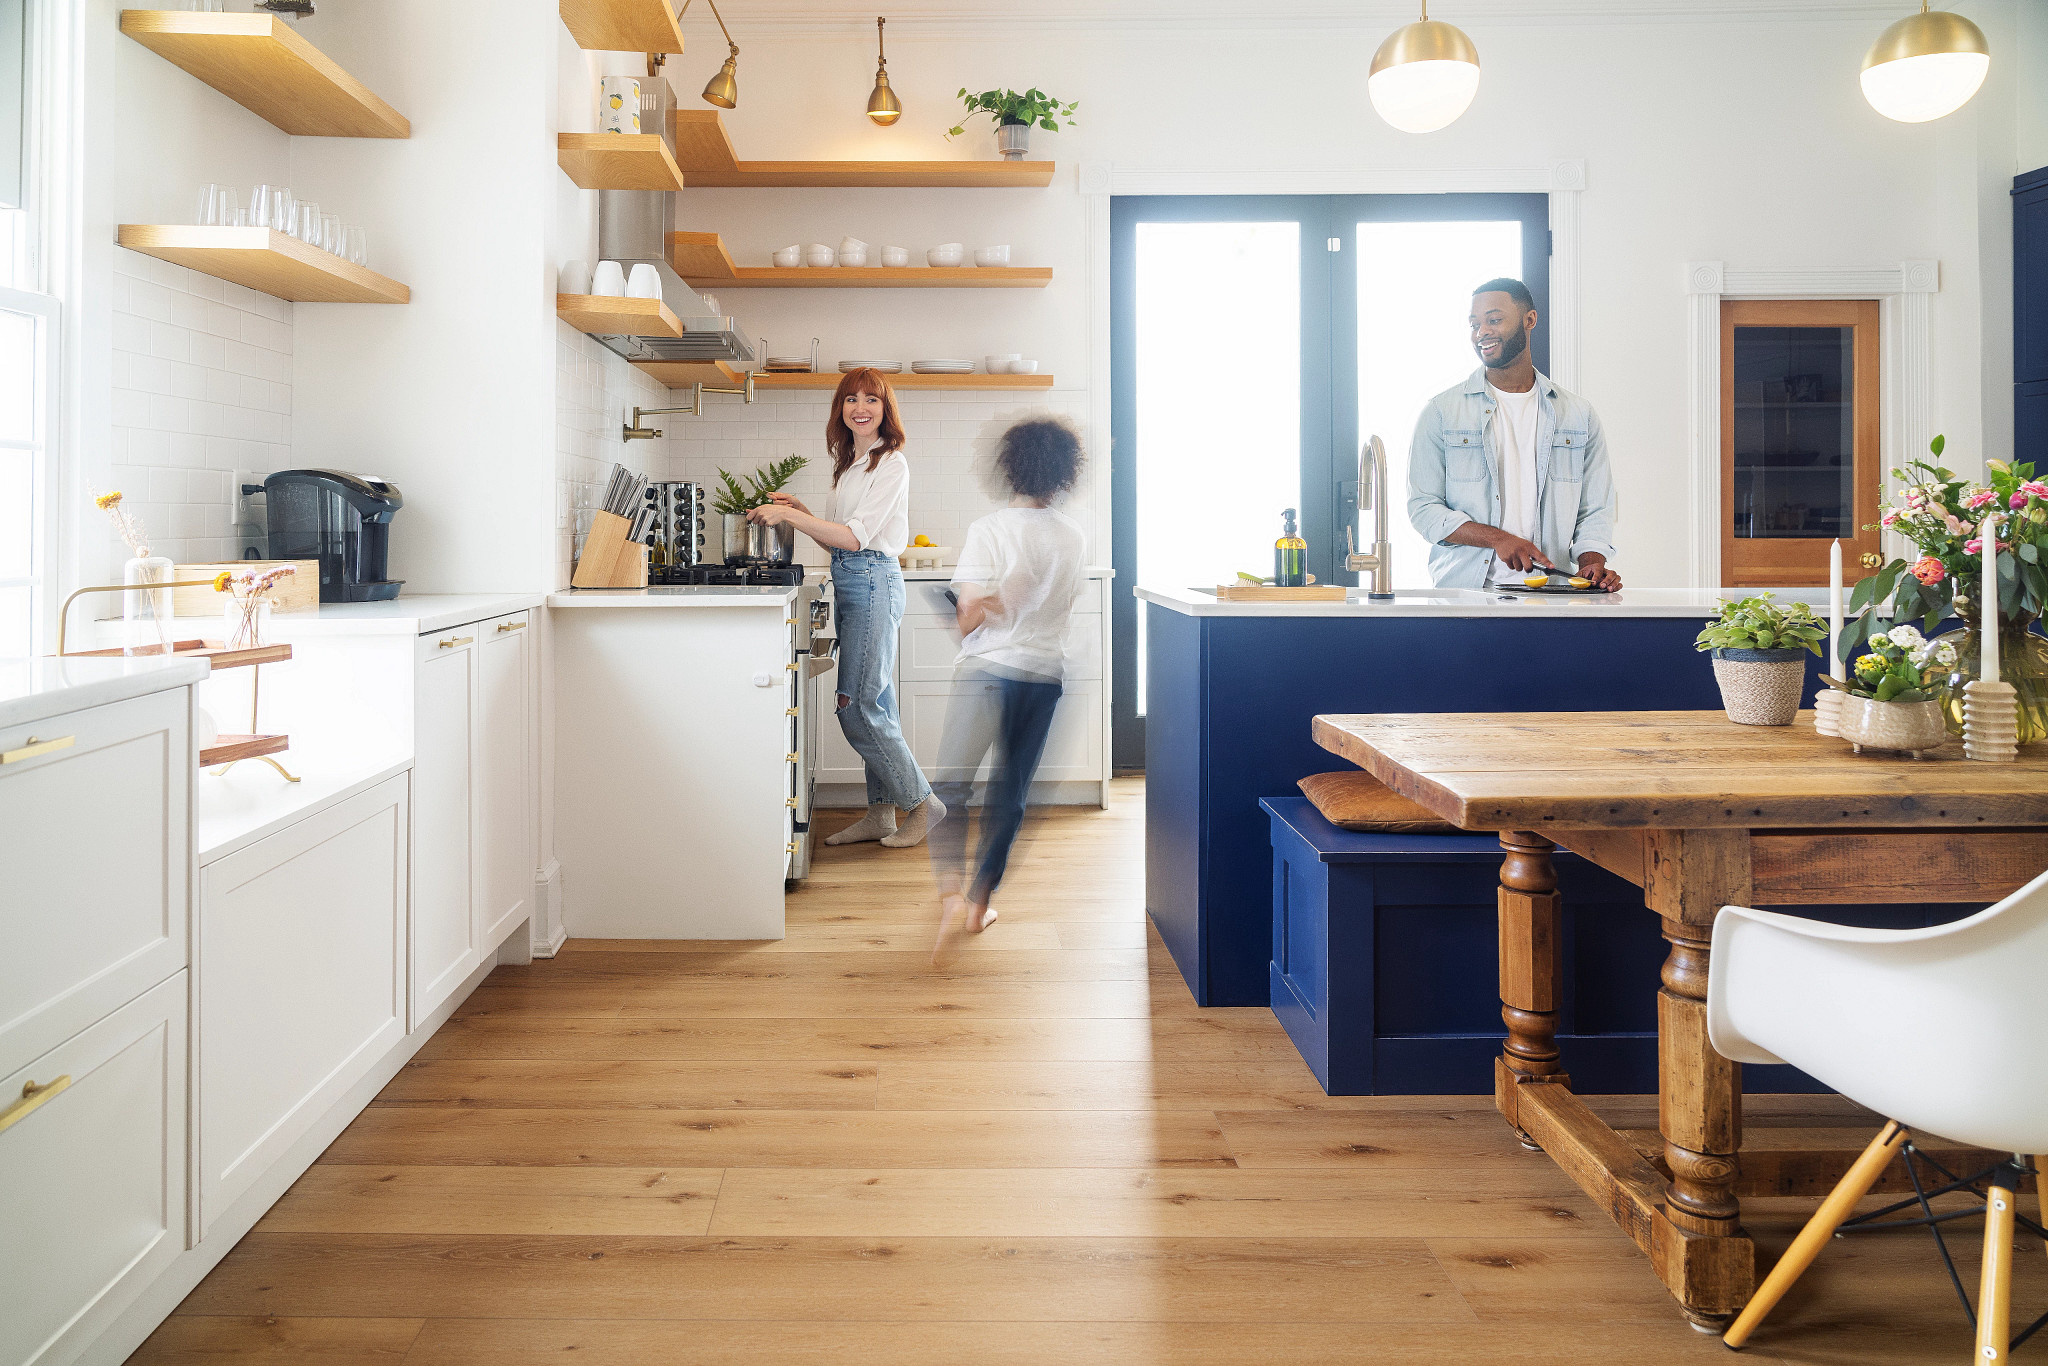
{"left": 1345, "top": 434, "right": 1395, "bottom": 599}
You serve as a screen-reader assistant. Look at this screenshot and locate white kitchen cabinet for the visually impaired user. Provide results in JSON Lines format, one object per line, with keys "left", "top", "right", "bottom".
{"left": 196, "top": 774, "right": 407, "bottom": 1235}
{"left": 0, "top": 689, "right": 189, "bottom": 1076}
{"left": 899, "top": 678, "right": 1104, "bottom": 783}
{"left": 0, "top": 973, "right": 187, "bottom": 1366}
{"left": 476, "top": 612, "right": 534, "bottom": 950}
{"left": 412, "top": 626, "right": 479, "bottom": 1027}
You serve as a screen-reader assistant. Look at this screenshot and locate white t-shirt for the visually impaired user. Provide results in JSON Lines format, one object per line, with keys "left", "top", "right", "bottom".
{"left": 1486, "top": 382, "right": 1543, "bottom": 585}
{"left": 951, "top": 506, "right": 1087, "bottom": 683}
{"left": 830, "top": 448, "right": 910, "bottom": 557}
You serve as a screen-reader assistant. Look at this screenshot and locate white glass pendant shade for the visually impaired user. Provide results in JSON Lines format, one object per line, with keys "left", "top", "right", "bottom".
{"left": 1368, "top": 18, "right": 1481, "bottom": 134}
{"left": 1860, "top": 8, "right": 1990, "bottom": 123}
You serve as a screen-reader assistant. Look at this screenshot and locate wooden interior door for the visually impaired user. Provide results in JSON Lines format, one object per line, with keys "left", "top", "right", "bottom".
{"left": 1720, "top": 299, "right": 1881, "bottom": 586}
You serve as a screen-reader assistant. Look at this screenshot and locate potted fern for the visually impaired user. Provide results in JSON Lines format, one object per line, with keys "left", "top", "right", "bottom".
{"left": 1694, "top": 593, "right": 1825, "bottom": 726}
{"left": 946, "top": 87, "right": 1079, "bottom": 162}
{"left": 711, "top": 455, "right": 808, "bottom": 563}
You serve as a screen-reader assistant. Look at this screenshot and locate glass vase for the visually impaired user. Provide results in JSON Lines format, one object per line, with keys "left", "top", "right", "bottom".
{"left": 1937, "top": 613, "right": 2048, "bottom": 746}
{"left": 122, "top": 554, "right": 175, "bottom": 656}
{"left": 222, "top": 595, "right": 271, "bottom": 652}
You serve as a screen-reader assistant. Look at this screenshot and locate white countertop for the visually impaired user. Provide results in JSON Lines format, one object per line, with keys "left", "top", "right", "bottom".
{"left": 893, "top": 565, "right": 1116, "bottom": 582}
{"left": 264, "top": 593, "right": 546, "bottom": 634}
{"left": 197, "top": 753, "right": 413, "bottom": 865}
{"left": 549, "top": 585, "right": 802, "bottom": 608}
{"left": 1136, "top": 584, "right": 1830, "bottom": 619}
{"left": 0, "top": 653, "right": 211, "bottom": 731}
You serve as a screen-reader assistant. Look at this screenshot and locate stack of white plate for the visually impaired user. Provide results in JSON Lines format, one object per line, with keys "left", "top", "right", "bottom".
{"left": 911, "top": 359, "right": 974, "bottom": 374}
{"left": 838, "top": 360, "right": 903, "bottom": 373}
{"left": 765, "top": 357, "right": 812, "bottom": 371}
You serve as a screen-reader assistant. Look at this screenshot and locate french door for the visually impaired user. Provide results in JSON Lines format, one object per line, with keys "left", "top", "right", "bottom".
{"left": 1109, "top": 193, "right": 1551, "bottom": 769}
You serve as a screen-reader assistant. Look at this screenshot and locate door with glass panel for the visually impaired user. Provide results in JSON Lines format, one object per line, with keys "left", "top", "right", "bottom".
{"left": 1719, "top": 299, "right": 1881, "bottom": 586}
{"left": 1110, "top": 193, "right": 1548, "bottom": 769}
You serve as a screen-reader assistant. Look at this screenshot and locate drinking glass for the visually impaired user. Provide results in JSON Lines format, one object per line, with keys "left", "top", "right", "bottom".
{"left": 272, "top": 187, "right": 295, "bottom": 236}
{"left": 249, "top": 183, "right": 277, "bottom": 230}
{"left": 321, "top": 212, "right": 342, "bottom": 255}
{"left": 343, "top": 226, "right": 368, "bottom": 267}
{"left": 295, "top": 202, "right": 321, "bottom": 244}
{"left": 195, "top": 183, "right": 238, "bottom": 227}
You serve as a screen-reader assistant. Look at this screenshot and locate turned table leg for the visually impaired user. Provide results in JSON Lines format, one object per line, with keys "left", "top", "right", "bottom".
{"left": 1498, "top": 831, "right": 1567, "bottom": 1147}
{"left": 1658, "top": 915, "right": 1747, "bottom": 1329}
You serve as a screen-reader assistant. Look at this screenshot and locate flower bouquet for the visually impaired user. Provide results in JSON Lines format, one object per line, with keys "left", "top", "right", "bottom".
{"left": 214, "top": 564, "right": 296, "bottom": 651}
{"left": 1844, "top": 435, "right": 2048, "bottom": 744}
{"left": 1833, "top": 623, "right": 1955, "bottom": 757}
{"left": 94, "top": 489, "right": 173, "bottom": 655}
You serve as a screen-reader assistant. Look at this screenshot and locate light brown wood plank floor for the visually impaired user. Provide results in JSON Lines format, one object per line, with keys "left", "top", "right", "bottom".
{"left": 133, "top": 779, "right": 2044, "bottom": 1364}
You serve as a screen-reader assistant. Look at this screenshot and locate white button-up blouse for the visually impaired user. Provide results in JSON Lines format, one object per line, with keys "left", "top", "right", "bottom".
{"left": 830, "top": 448, "right": 910, "bottom": 557}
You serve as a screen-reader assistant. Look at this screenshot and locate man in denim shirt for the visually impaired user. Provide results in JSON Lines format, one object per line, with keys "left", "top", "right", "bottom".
{"left": 1406, "top": 278, "right": 1621, "bottom": 591}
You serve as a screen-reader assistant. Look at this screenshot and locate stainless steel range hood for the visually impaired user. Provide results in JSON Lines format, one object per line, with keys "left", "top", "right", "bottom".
{"left": 593, "top": 186, "right": 756, "bottom": 366}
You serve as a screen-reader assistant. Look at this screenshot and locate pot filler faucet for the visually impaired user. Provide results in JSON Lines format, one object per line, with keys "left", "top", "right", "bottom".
{"left": 1345, "top": 434, "right": 1396, "bottom": 600}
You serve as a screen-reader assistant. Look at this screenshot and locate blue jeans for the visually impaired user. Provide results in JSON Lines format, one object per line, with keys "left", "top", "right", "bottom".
{"left": 930, "top": 668, "right": 1062, "bottom": 905}
{"left": 830, "top": 549, "right": 931, "bottom": 810}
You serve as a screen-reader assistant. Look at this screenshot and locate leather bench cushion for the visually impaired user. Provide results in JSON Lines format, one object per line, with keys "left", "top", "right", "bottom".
{"left": 1297, "top": 770, "right": 1461, "bottom": 835}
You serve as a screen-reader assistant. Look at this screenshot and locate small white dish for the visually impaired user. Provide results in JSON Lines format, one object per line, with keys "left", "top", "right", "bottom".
{"left": 837, "top": 247, "right": 868, "bottom": 268}
{"left": 839, "top": 361, "right": 903, "bottom": 373}
{"left": 560, "top": 259, "right": 592, "bottom": 294}
{"left": 772, "top": 245, "right": 802, "bottom": 267}
{"left": 805, "top": 243, "right": 836, "bottom": 267}
{"left": 880, "top": 245, "right": 909, "bottom": 267}
{"left": 984, "top": 356, "right": 1011, "bottom": 374}
{"left": 590, "top": 260, "right": 626, "bottom": 297}
{"left": 926, "top": 243, "right": 965, "bottom": 267}
{"left": 839, "top": 236, "right": 868, "bottom": 254}
{"left": 1009, "top": 358, "right": 1039, "bottom": 375}
{"left": 626, "top": 263, "right": 662, "bottom": 299}
{"left": 973, "top": 245, "right": 1011, "bottom": 267}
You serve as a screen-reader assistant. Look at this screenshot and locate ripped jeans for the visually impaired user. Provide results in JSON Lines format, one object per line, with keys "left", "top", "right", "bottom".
{"left": 830, "top": 548, "right": 932, "bottom": 810}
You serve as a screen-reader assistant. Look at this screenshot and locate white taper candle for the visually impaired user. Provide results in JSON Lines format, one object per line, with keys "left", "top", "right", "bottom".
{"left": 1828, "top": 539, "right": 1843, "bottom": 673}
{"left": 1983, "top": 513, "right": 2000, "bottom": 686}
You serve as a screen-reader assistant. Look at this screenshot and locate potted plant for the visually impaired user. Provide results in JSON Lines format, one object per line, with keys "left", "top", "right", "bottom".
{"left": 1845, "top": 434, "right": 2048, "bottom": 743}
{"left": 1835, "top": 623, "right": 1957, "bottom": 757}
{"left": 711, "top": 455, "right": 808, "bottom": 562}
{"left": 946, "top": 87, "right": 1079, "bottom": 162}
{"left": 1695, "top": 592, "right": 1825, "bottom": 726}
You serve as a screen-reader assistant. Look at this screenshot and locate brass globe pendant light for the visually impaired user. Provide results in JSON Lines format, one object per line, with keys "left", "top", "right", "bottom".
{"left": 1368, "top": 1, "right": 1480, "bottom": 134}
{"left": 1860, "top": 2, "right": 1990, "bottom": 124}
{"left": 867, "top": 17, "right": 901, "bottom": 125}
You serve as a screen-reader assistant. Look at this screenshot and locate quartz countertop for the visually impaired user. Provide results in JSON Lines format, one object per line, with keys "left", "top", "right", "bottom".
{"left": 134, "top": 593, "right": 547, "bottom": 639}
{"left": 0, "top": 653, "right": 210, "bottom": 731}
{"left": 198, "top": 753, "right": 413, "bottom": 865}
{"left": 548, "top": 585, "right": 802, "bottom": 608}
{"left": 1137, "top": 584, "right": 1829, "bottom": 619}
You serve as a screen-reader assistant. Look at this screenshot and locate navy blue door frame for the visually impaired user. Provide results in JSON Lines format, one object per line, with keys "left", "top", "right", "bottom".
{"left": 1109, "top": 193, "right": 1552, "bottom": 771}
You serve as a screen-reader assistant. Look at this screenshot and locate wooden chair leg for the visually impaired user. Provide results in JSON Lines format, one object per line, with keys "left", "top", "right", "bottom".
{"left": 1978, "top": 1167, "right": 2018, "bottom": 1365}
{"left": 2036, "top": 1157, "right": 2047, "bottom": 1263}
{"left": 1722, "top": 1121, "right": 1906, "bottom": 1350}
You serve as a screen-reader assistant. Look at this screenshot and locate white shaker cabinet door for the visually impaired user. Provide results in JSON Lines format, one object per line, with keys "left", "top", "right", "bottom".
{"left": 412, "top": 630, "right": 480, "bottom": 1028}
{"left": 0, "top": 973, "right": 186, "bottom": 1366}
{"left": 475, "top": 612, "right": 534, "bottom": 953}
{"left": 900, "top": 678, "right": 1102, "bottom": 783}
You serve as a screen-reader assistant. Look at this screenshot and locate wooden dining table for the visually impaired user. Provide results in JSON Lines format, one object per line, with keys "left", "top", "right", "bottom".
{"left": 1312, "top": 709, "right": 2048, "bottom": 1329}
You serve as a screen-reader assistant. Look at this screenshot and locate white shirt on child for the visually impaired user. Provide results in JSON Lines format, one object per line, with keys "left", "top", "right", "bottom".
{"left": 951, "top": 506, "right": 1087, "bottom": 683}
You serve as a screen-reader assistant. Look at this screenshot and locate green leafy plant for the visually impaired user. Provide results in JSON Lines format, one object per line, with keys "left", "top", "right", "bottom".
{"left": 1846, "top": 622, "right": 1956, "bottom": 703}
{"left": 1693, "top": 592, "right": 1826, "bottom": 655}
{"left": 946, "top": 87, "right": 1079, "bottom": 138}
{"left": 710, "top": 454, "right": 809, "bottom": 516}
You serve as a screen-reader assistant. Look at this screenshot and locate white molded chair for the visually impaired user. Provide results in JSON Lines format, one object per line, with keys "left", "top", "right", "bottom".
{"left": 1708, "top": 864, "right": 2048, "bottom": 1359}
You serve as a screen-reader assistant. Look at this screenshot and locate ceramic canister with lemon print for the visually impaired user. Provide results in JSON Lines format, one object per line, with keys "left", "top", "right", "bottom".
{"left": 598, "top": 75, "right": 642, "bottom": 134}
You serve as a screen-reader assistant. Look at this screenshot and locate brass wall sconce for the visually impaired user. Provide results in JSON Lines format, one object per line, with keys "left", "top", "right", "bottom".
{"left": 867, "top": 17, "right": 901, "bottom": 125}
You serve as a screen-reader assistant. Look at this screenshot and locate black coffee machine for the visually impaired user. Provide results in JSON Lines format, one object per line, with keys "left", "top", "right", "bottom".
{"left": 265, "top": 469, "right": 405, "bottom": 602}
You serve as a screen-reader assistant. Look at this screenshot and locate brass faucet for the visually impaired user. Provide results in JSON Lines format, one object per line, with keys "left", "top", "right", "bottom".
{"left": 1344, "top": 435, "right": 1395, "bottom": 600}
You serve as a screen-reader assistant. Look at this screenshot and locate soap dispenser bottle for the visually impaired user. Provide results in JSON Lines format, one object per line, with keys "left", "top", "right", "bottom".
{"left": 1274, "top": 509, "right": 1306, "bottom": 587}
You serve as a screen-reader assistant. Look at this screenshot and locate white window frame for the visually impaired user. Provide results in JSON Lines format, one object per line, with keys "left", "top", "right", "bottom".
{"left": 0, "top": 285, "right": 57, "bottom": 657}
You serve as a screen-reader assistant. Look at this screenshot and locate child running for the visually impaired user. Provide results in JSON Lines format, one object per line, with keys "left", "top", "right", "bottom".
{"left": 929, "top": 416, "right": 1089, "bottom": 965}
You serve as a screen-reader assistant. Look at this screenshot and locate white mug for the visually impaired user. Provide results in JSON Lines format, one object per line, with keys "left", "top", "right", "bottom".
{"left": 590, "top": 260, "right": 627, "bottom": 297}
{"left": 560, "top": 260, "right": 593, "bottom": 295}
{"left": 626, "top": 263, "right": 662, "bottom": 299}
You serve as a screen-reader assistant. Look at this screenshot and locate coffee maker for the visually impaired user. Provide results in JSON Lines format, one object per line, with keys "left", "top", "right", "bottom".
{"left": 264, "top": 469, "right": 405, "bottom": 602}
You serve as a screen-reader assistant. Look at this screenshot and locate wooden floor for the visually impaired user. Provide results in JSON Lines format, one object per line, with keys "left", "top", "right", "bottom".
{"left": 135, "top": 779, "right": 2043, "bottom": 1364}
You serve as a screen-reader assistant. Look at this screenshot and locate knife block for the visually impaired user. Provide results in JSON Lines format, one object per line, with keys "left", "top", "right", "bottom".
{"left": 571, "top": 511, "right": 651, "bottom": 588}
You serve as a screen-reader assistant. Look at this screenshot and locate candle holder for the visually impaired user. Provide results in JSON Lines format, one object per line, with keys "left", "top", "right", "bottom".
{"left": 1812, "top": 687, "right": 1843, "bottom": 738}
{"left": 1964, "top": 679, "right": 2019, "bottom": 763}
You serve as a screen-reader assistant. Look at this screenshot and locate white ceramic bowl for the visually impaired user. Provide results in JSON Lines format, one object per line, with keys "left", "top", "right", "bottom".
{"left": 984, "top": 356, "right": 1010, "bottom": 374}
{"left": 1010, "top": 358, "right": 1039, "bottom": 375}
{"left": 973, "top": 245, "right": 1011, "bottom": 267}
{"left": 839, "top": 236, "right": 868, "bottom": 253}
{"left": 880, "top": 245, "right": 909, "bottom": 268}
{"left": 837, "top": 248, "right": 867, "bottom": 268}
{"left": 927, "top": 243, "right": 965, "bottom": 267}
{"left": 805, "top": 244, "right": 836, "bottom": 267}
{"left": 626, "top": 263, "right": 662, "bottom": 299}
{"left": 772, "top": 245, "right": 802, "bottom": 267}
{"left": 589, "top": 260, "right": 626, "bottom": 297}
{"left": 560, "top": 259, "right": 592, "bottom": 294}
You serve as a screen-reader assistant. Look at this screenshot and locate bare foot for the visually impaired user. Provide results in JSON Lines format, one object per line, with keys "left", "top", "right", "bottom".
{"left": 931, "top": 895, "right": 970, "bottom": 968}
{"left": 969, "top": 903, "right": 997, "bottom": 933}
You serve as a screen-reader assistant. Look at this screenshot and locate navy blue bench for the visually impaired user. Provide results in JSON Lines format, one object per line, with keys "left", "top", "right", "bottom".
{"left": 1262, "top": 796, "right": 1981, "bottom": 1097}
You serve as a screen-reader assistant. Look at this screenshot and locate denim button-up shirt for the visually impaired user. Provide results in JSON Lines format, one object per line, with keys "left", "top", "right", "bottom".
{"left": 1405, "top": 367, "right": 1617, "bottom": 589}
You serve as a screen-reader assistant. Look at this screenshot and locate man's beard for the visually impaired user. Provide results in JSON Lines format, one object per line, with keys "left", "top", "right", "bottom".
{"left": 1478, "top": 323, "right": 1527, "bottom": 370}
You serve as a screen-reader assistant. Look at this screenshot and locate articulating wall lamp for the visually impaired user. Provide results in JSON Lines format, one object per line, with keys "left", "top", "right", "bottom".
{"left": 867, "top": 18, "right": 902, "bottom": 125}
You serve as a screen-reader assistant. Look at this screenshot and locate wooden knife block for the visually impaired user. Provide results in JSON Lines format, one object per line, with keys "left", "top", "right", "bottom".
{"left": 571, "top": 511, "right": 651, "bottom": 588}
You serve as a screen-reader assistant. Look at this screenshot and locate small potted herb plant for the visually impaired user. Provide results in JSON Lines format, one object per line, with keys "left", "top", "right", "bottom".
{"left": 946, "top": 87, "right": 1079, "bottom": 161}
{"left": 1695, "top": 593, "right": 1826, "bottom": 726}
{"left": 1835, "top": 623, "right": 1957, "bottom": 757}
{"left": 711, "top": 455, "right": 808, "bottom": 562}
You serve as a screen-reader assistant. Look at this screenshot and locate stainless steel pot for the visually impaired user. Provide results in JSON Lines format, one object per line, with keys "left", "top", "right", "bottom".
{"left": 721, "top": 513, "right": 752, "bottom": 563}
{"left": 721, "top": 513, "right": 798, "bottom": 565}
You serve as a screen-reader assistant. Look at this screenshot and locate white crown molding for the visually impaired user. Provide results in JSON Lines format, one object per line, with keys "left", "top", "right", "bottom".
{"left": 1682, "top": 260, "right": 1937, "bottom": 590}
{"left": 1107, "top": 168, "right": 1553, "bottom": 197}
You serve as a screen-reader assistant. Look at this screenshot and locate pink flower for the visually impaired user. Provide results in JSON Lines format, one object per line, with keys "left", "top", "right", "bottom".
{"left": 1964, "top": 488, "right": 1998, "bottom": 510}
{"left": 1881, "top": 510, "right": 1901, "bottom": 529}
{"left": 1912, "top": 556, "right": 1945, "bottom": 585}
{"left": 2018, "top": 480, "right": 2048, "bottom": 501}
{"left": 1965, "top": 538, "right": 2014, "bottom": 556}
{"left": 1945, "top": 513, "right": 1969, "bottom": 534}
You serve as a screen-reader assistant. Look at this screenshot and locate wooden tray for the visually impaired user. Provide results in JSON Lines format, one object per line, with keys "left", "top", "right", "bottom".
{"left": 200, "top": 733, "right": 288, "bottom": 766}
{"left": 1213, "top": 584, "right": 1348, "bottom": 602}
{"left": 64, "top": 640, "right": 294, "bottom": 669}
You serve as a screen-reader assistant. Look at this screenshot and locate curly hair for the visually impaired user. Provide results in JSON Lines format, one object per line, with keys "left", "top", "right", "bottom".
{"left": 994, "top": 416, "right": 1086, "bottom": 503}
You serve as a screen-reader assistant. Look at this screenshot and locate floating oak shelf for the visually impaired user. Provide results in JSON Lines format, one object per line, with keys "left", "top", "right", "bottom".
{"left": 119, "top": 11, "right": 409, "bottom": 138}
{"left": 557, "top": 133, "right": 685, "bottom": 191}
{"left": 633, "top": 360, "right": 744, "bottom": 389}
{"left": 751, "top": 372, "right": 1053, "bottom": 391}
{"left": 557, "top": 292, "right": 682, "bottom": 338}
{"left": 670, "top": 111, "right": 1053, "bottom": 189}
{"left": 668, "top": 232, "right": 1049, "bottom": 288}
{"left": 118, "top": 226, "right": 409, "bottom": 303}
{"left": 559, "top": 0, "right": 685, "bottom": 53}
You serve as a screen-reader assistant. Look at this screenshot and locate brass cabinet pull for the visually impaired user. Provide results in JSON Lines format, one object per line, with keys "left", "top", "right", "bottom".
{"left": 496, "top": 620, "right": 528, "bottom": 633}
{"left": 785, "top": 617, "right": 797, "bottom": 625}
{"left": 1, "top": 734, "right": 75, "bottom": 765}
{"left": 785, "top": 752, "right": 799, "bottom": 762}
{"left": 786, "top": 841, "right": 799, "bottom": 855}
{"left": 785, "top": 662, "right": 801, "bottom": 672}
{"left": 0, "top": 1076, "right": 71, "bottom": 1134}
{"left": 438, "top": 636, "right": 474, "bottom": 649}
{"left": 785, "top": 797, "right": 798, "bottom": 808}
{"left": 785, "top": 707, "right": 799, "bottom": 717}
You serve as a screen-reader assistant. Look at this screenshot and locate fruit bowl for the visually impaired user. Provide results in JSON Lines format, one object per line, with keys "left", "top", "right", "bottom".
{"left": 899, "top": 545, "right": 952, "bottom": 570}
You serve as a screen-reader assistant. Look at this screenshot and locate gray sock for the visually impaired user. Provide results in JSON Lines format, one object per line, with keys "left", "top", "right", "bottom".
{"left": 881, "top": 793, "right": 946, "bottom": 848}
{"left": 825, "top": 802, "right": 898, "bottom": 845}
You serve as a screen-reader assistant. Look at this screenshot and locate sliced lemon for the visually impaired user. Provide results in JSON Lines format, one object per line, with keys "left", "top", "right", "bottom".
{"left": 1568, "top": 575, "right": 1594, "bottom": 589}
{"left": 1522, "top": 574, "right": 1550, "bottom": 588}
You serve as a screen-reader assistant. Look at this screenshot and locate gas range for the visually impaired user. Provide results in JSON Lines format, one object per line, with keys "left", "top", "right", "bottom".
{"left": 655, "top": 562, "right": 808, "bottom": 587}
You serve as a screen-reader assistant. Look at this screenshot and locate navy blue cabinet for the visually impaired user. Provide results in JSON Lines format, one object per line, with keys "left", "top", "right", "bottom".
{"left": 2018, "top": 166, "right": 2048, "bottom": 468}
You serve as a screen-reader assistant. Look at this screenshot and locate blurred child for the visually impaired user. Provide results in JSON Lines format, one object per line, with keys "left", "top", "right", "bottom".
{"left": 929, "top": 417, "right": 1088, "bottom": 965}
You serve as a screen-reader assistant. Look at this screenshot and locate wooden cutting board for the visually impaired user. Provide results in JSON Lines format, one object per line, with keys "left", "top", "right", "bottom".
{"left": 1213, "top": 584, "right": 1348, "bottom": 602}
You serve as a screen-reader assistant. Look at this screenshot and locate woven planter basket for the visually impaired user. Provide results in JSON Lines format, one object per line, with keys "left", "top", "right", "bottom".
{"left": 1711, "top": 647, "right": 1807, "bottom": 726}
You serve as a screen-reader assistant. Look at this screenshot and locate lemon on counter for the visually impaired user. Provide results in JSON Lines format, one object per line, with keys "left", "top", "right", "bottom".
{"left": 913, "top": 534, "right": 933, "bottom": 547}
{"left": 1522, "top": 573, "right": 1550, "bottom": 588}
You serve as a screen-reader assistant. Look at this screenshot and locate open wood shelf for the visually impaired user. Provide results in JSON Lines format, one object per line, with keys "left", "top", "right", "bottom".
{"left": 557, "top": 133, "right": 684, "bottom": 191}
{"left": 752, "top": 372, "right": 1052, "bottom": 391}
{"left": 633, "top": 360, "right": 744, "bottom": 390}
{"left": 200, "top": 733, "right": 289, "bottom": 767}
{"left": 670, "top": 111, "right": 1053, "bottom": 189}
{"left": 557, "top": 292, "right": 682, "bottom": 338}
{"left": 119, "top": 11, "right": 408, "bottom": 138}
{"left": 669, "top": 233, "right": 1048, "bottom": 288}
{"left": 117, "top": 226, "right": 409, "bottom": 303}
{"left": 559, "top": 0, "right": 685, "bottom": 53}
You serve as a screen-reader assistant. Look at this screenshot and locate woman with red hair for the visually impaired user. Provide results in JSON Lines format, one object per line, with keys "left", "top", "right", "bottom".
{"left": 749, "top": 369, "right": 943, "bottom": 847}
